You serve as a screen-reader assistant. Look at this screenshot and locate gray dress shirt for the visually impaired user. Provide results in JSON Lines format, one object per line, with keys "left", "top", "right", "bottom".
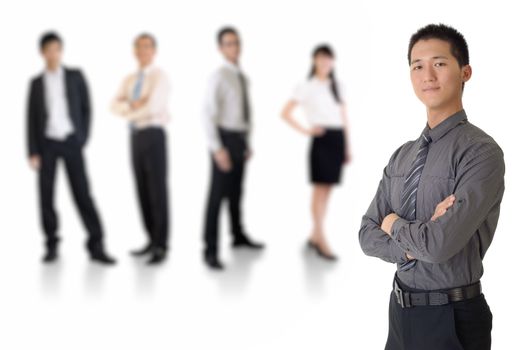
{"left": 359, "top": 110, "right": 505, "bottom": 290}
{"left": 203, "top": 60, "right": 252, "bottom": 151}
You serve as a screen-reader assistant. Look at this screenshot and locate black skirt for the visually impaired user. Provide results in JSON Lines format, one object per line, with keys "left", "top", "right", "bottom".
{"left": 309, "top": 128, "right": 346, "bottom": 184}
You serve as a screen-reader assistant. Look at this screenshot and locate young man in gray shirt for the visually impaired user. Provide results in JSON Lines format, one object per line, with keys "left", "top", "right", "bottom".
{"left": 202, "top": 27, "right": 265, "bottom": 270}
{"left": 359, "top": 24, "right": 504, "bottom": 350}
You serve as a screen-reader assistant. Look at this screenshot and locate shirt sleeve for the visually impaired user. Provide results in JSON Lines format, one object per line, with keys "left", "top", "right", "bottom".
{"left": 202, "top": 71, "right": 223, "bottom": 152}
{"left": 244, "top": 74, "right": 253, "bottom": 150}
{"left": 359, "top": 146, "right": 409, "bottom": 264}
{"left": 292, "top": 82, "right": 306, "bottom": 103}
{"left": 390, "top": 141, "right": 505, "bottom": 264}
{"left": 124, "top": 71, "right": 170, "bottom": 122}
{"left": 111, "top": 76, "right": 132, "bottom": 116}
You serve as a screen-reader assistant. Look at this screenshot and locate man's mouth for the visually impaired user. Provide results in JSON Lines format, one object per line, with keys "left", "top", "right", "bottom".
{"left": 422, "top": 86, "right": 440, "bottom": 92}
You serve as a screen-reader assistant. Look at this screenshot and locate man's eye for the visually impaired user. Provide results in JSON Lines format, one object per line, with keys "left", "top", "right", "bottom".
{"left": 413, "top": 66, "right": 422, "bottom": 70}
{"left": 434, "top": 62, "right": 446, "bottom": 67}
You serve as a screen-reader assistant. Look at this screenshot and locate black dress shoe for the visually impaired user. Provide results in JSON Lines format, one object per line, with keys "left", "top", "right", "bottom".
{"left": 232, "top": 235, "right": 265, "bottom": 249}
{"left": 204, "top": 254, "right": 224, "bottom": 270}
{"left": 307, "top": 240, "right": 338, "bottom": 261}
{"left": 147, "top": 248, "right": 167, "bottom": 265}
{"left": 90, "top": 251, "right": 117, "bottom": 265}
{"left": 42, "top": 248, "right": 58, "bottom": 263}
{"left": 130, "top": 243, "right": 153, "bottom": 256}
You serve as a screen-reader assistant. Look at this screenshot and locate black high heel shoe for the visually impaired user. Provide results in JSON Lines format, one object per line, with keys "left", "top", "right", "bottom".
{"left": 307, "top": 240, "right": 338, "bottom": 261}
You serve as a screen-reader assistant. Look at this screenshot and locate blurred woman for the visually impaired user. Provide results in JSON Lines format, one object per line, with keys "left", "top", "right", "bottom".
{"left": 281, "top": 44, "right": 351, "bottom": 260}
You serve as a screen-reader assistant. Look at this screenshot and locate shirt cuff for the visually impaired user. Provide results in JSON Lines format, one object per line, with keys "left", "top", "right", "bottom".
{"left": 112, "top": 101, "right": 131, "bottom": 115}
{"left": 389, "top": 239, "right": 408, "bottom": 264}
{"left": 209, "top": 139, "right": 223, "bottom": 152}
{"left": 391, "top": 217, "right": 412, "bottom": 252}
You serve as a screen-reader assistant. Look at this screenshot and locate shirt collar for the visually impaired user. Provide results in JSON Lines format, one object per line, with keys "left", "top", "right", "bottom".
{"left": 44, "top": 65, "right": 64, "bottom": 77}
{"left": 423, "top": 109, "right": 468, "bottom": 143}
{"left": 223, "top": 59, "right": 240, "bottom": 73}
{"left": 310, "top": 76, "right": 331, "bottom": 85}
{"left": 137, "top": 64, "right": 154, "bottom": 76}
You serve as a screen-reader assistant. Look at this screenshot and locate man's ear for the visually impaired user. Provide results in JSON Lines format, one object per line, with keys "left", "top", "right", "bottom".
{"left": 462, "top": 64, "right": 472, "bottom": 83}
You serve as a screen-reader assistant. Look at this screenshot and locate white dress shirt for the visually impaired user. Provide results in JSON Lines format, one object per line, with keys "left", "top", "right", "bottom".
{"left": 43, "top": 66, "right": 74, "bottom": 140}
{"left": 292, "top": 77, "right": 346, "bottom": 128}
{"left": 202, "top": 60, "right": 252, "bottom": 151}
{"left": 111, "top": 65, "right": 170, "bottom": 129}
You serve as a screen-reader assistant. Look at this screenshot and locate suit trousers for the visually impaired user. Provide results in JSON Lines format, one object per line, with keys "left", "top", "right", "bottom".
{"left": 39, "top": 135, "right": 104, "bottom": 253}
{"left": 203, "top": 128, "right": 248, "bottom": 256}
{"left": 131, "top": 127, "right": 169, "bottom": 250}
{"left": 385, "top": 277, "right": 493, "bottom": 350}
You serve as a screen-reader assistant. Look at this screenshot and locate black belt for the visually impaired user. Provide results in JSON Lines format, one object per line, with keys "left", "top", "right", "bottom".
{"left": 131, "top": 126, "right": 164, "bottom": 134}
{"left": 393, "top": 279, "right": 482, "bottom": 308}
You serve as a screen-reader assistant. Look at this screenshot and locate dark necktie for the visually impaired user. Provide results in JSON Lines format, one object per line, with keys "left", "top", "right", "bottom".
{"left": 237, "top": 71, "right": 250, "bottom": 124}
{"left": 398, "top": 131, "right": 432, "bottom": 271}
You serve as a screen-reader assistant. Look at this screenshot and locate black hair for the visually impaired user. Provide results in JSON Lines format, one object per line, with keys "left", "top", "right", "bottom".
{"left": 308, "top": 44, "right": 342, "bottom": 104}
{"left": 217, "top": 26, "right": 239, "bottom": 45}
{"left": 407, "top": 23, "right": 469, "bottom": 67}
{"left": 134, "top": 32, "right": 157, "bottom": 48}
{"left": 39, "top": 31, "right": 62, "bottom": 50}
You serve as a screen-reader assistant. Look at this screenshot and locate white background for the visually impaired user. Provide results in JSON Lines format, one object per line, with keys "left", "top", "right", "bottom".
{"left": 0, "top": 0, "right": 517, "bottom": 349}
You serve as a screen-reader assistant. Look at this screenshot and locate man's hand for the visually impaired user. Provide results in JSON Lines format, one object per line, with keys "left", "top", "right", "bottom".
{"left": 381, "top": 213, "right": 400, "bottom": 236}
{"left": 130, "top": 96, "right": 148, "bottom": 110}
{"left": 384, "top": 195, "right": 456, "bottom": 261}
{"left": 431, "top": 194, "right": 456, "bottom": 221}
{"left": 406, "top": 253, "right": 415, "bottom": 260}
{"left": 213, "top": 148, "right": 232, "bottom": 172}
{"left": 29, "top": 155, "right": 41, "bottom": 171}
{"left": 344, "top": 150, "right": 351, "bottom": 165}
{"left": 381, "top": 213, "right": 416, "bottom": 260}
{"left": 245, "top": 149, "right": 253, "bottom": 161}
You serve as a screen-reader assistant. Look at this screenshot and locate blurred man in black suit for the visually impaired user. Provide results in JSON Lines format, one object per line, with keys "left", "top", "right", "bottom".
{"left": 27, "top": 32, "right": 116, "bottom": 265}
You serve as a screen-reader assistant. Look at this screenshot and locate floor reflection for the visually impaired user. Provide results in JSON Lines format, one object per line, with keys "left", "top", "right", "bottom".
{"left": 302, "top": 244, "right": 338, "bottom": 295}
{"left": 132, "top": 257, "right": 163, "bottom": 295}
{"left": 207, "top": 248, "right": 265, "bottom": 295}
{"left": 40, "top": 260, "right": 63, "bottom": 296}
{"left": 84, "top": 262, "right": 109, "bottom": 295}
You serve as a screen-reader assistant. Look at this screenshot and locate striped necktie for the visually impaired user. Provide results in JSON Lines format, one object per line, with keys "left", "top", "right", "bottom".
{"left": 237, "top": 71, "right": 250, "bottom": 124}
{"left": 398, "top": 131, "right": 432, "bottom": 271}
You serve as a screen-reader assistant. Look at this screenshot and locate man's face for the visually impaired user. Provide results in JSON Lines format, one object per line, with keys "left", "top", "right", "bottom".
{"left": 41, "top": 41, "right": 62, "bottom": 68}
{"left": 409, "top": 38, "right": 471, "bottom": 111}
{"left": 219, "top": 32, "right": 241, "bottom": 63}
{"left": 134, "top": 37, "right": 156, "bottom": 67}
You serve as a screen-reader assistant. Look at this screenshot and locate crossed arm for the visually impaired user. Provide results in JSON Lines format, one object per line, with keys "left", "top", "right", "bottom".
{"left": 380, "top": 195, "right": 456, "bottom": 260}
{"left": 359, "top": 142, "right": 504, "bottom": 265}
{"left": 111, "top": 73, "right": 169, "bottom": 122}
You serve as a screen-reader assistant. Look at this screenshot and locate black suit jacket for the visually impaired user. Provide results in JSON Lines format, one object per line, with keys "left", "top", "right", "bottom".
{"left": 27, "top": 67, "right": 91, "bottom": 156}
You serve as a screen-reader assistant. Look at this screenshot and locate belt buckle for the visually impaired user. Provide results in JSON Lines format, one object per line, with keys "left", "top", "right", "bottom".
{"left": 394, "top": 281, "right": 407, "bottom": 308}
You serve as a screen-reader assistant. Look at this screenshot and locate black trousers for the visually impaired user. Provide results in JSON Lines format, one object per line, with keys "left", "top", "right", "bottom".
{"left": 131, "top": 127, "right": 169, "bottom": 250}
{"left": 385, "top": 278, "right": 493, "bottom": 350}
{"left": 203, "top": 128, "right": 247, "bottom": 256}
{"left": 39, "top": 135, "right": 104, "bottom": 253}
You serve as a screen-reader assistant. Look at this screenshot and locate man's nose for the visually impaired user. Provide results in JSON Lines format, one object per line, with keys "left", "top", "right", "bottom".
{"left": 422, "top": 64, "right": 436, "bottom": 83}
